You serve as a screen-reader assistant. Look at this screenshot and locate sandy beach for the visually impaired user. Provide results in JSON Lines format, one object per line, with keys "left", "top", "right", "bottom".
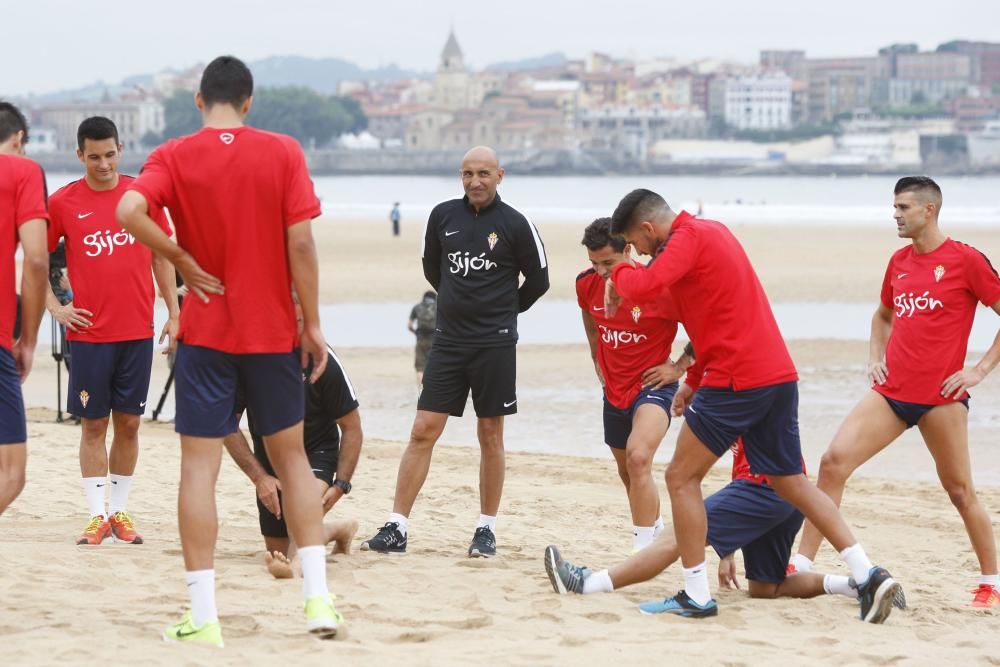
{"left": 6, "top": 218, "right": 1000, "bottom": 665}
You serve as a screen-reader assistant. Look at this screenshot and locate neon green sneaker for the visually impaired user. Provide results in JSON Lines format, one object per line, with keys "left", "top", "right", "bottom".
{"left": 305, "top": 594, "right": 343, "bottom": 639}
{"left": 162, "top": 613, "right": 224, "bottom": 648}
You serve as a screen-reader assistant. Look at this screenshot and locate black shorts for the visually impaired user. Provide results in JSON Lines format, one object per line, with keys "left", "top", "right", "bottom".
{"left": 603, "top": 383, "right": 677, "bottom": 449}
{"left": 417, "top": 344, "right": 517, "bottom": 417}
{"left": 256, "top": 442, "right": 339, "bottom": 538}
{"left": 881, "top": 394, "right": 970, "bottom": 429}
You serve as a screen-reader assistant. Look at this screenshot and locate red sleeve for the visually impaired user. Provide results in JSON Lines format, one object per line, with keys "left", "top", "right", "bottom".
{"left": 684, "top": 356, "right": 704, "bottom": 392}
{"left": 964, "top": 246, "right": 1000, "bottom": 307}
{"left": 150, "top": 205, "right": 173, "bottom": 238}
{"left": 879, "top": 257, "right": 894, "bottom": 309}
{"left": 128, "top": 145, "right": 175, "bottom": 211}
{"left": 575, "top": 273, "right": 590, "bottom": 310}
{"left": 16, "top": 160, "right": 49, "bottom": 228}
{"left": 612, "top": 225, "right": 697, "bottom": 302}
{"left": 654, "top": 290, "right": 682, "bottom": 322}
{"left": 47, "top": 196, "right": 64, "bottom": 252}
{"left": 282, "top": 138, "right": 322, "bottom": 226}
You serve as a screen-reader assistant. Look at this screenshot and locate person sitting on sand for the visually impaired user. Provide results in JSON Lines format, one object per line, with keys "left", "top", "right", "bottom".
{"left": 223, "top": 299, "right": 362, "bottom": 579}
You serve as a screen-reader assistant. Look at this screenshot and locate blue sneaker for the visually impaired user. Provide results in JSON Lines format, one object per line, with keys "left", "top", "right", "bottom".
{"left": 639, "top": 590, "right": 718, "bottom": 618}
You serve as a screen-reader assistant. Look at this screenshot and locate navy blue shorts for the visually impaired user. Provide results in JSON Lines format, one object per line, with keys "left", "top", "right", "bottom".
{"left": 684, "top": 381, "right": 802, "bottom": 476}
{"left": 67, "top": 339, "right": 153, "bottom": 419}
{"left": 0, "top": 347, "right": 26, "bottom": 445}
{"left": 174, "top": 343, "right": 304, "bottom": 438}
{"left": 603, "top": 383, "right": 678, "bottom": 449}
{"left": 706, "top": 479, "right": 803, "bottom": 584}
{"left": 881, "top": 394, "right": 970, "bottom": 429}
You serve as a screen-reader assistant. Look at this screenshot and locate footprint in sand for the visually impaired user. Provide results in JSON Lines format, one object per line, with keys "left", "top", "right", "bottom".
{"left": 218, "top": 614, "right": 262, "bottom": 638}
{"left": 582, "top": 611, "right": 621, "bottom": 623}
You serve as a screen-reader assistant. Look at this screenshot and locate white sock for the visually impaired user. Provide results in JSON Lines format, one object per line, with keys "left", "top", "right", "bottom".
{"left": 653, "top": 517, "right": 665, "bottom": 536}
{"left": 388, "top": 512, "right": 409, "bottom": 536}
{"left": 82, "top": 477, "right": 107, "bottom": 519}
{"left": 478, "top": 514, "right": 497, "bottom": 533}
{"left": 632, "top": 525, "right": 656, "bottom": 551}
{"left": 823, "top": 574, "right": 858, "bottom": 599}
{"left": 108, "top": 474, "right": 132, "bottom": 514}
{"left": 185, "top": 569, "right": 218, "bottom": 627}
{"left": 839, "top": 544, "right": 874, "bottom": 585}
{"left": 791, "top": 553, "right": 813, "bottom": 572}
{"left": 980, "top": 574, "right": 1000, "bottom": 588}
{"left": 298, "top": 545, "right": 329, "bottom": 600}
{"left": 683, "top": 562, "right": 712, "bottom": 606}
{"left": 582, "top": 569, "right": 615, "bottom": 594}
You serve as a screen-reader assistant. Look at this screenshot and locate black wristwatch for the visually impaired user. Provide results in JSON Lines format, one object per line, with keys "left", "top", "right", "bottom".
{"left": 332, "top": 479, "right": 352, "bottom": 495}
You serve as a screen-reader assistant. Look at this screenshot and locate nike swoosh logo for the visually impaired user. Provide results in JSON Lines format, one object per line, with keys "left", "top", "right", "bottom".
{"left": 593, "top": 306, "right": 605, "bottom": 311}
{"left": 139, "top": 401, "right": 147, "bottom": 407}
{"left": 77, "top": 212, "right": 94, "bottom": 219}
{"left": 688, "top": 407, "right": 697, "bottom": 414}
{"left": 311, "top": 468, "right": 323, "bottom": 473}
{"left": 503, "top": 400, "right": 517, "bottom": 407}
{"left": 646, "top": 396, "right": 664, "bottom": 401}
{"left": 897, "top": 273, "right": 907, "bottom": 279}
{"left": 96, "top": 483, "right": 106, "bottom": 488}
{"left": 445, "top": 230, "right": 460, "bottom": 236}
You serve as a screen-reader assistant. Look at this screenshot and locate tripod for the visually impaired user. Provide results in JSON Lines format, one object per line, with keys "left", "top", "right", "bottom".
{"left": 50, "top": 317, "right": 70, "bottom": 422}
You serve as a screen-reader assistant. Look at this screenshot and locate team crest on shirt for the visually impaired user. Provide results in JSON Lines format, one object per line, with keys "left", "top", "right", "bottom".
{"left": 934, "top": 265, "right": 945, "bottom": 282}
{"left": 79, "top": 390, "right": 90, "bottom": 408}
{"left": 219, "top": 132, "right": 235, "bottom": 145}
{"left": 487, "top": 232, "right": 498, "bottom": 251}
{"left": 631, "top": 306, "right": 642, "bottom": 323}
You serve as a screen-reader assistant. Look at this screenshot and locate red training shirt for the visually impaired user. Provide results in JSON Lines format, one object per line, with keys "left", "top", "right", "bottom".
{"left": 576, "top": 267, "right": 681, "bottom": 409}
{"left": 612, "top": 211, "right": 797, "bottom": 391}
{"left": 48, "top": 175, "right": 171, "bottom": 342}
{"left": 127, "top": 126, "right": 322, "bottom": 354}
{"left": 0, "top": 154, "right": 48, "bottom": 351}
{"left": 876, "top": 239, "right": 1000, "bottom": 405}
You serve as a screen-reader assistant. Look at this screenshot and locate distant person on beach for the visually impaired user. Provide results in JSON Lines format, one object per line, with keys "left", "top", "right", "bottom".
{"left": 0, "top": 101, "right": 48, "bottom": 516}
{"left": 361, "top": 145, "right": 549, "bottom": 558}
{"left": 223, "top": 299, "right": 362, "bottom": 580}
{"left": 577, "top": 217, "right": 692, "bottom": 551}
{"left": 117, "top": 55, "right": 342, "bottom": 645}
{"left": 408, "top": 290, "right": 437, "bottom": 386}
{"left": 390, "top": 201, "right": 401, "bottom": 237}
{"left": 47, "top": 116, "right": 180, "bottom": 547}
{"left": 605, "top": 188, "right": 901, "bottom": 622}
{"left": 545, "top": 437, "right": 904, "bottom": 611}
{"left": 790, "top": 176, "right": 1000, "bottom": 609}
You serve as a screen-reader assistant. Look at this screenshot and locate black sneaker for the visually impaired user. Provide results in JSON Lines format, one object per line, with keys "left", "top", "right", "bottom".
{"left": 360, "top": 522, "right": 407, "bottom": 554}
{"left": 849, "top": 575, "right": 907, "bottom": 610}
{"left": 468, "top": 526, "right": 496, "bottom": 558}
{"left": 854, "top": 566, "right": 901, "bottom": 623}
{"left": 544, "top": 545, "right": 590, "bottom": 594}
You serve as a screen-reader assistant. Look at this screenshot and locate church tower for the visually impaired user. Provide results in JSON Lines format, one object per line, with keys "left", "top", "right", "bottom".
{"left": 434, "top": 29, "right": 471, "bottom": 110}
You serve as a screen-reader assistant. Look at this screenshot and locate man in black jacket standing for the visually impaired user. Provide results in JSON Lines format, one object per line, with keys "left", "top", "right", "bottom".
{"left": 363, "top": 146, "right": 549, "bottom": 558}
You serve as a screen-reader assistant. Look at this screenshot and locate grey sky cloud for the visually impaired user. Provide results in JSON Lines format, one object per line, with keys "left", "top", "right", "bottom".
{"left": 4, "top": 0, "right": 997, "bottom": 96}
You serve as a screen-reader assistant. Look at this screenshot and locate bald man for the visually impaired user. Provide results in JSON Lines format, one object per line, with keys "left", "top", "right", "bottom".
{"left": 362, "top": 146, "right": 549, "bottom": 557}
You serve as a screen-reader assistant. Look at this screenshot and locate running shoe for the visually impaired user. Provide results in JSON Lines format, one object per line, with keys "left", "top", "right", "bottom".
{"left": 163, "top": 613, "right": 224, "bottom": 647}
{"left": 971, "top": 584, "right": 1000, "bottom": 609}
{"left": 638, "top": 590, "right": 718, "bottom": 618}
{"left": 76, "top": 515, "right": 112, "bottom": 545}
{"left": 305, "top": 594, "right": 343, "bottom": 639}
{"left": 468, "top": 526, "right": 496, "bottom": 558}
{"left": 360, "top": 522, "right": 407, "bottom": 554}
{"left": 544, "top": 545, "right": 590, "bottom": 594}
{"left": 848, "top": 574, "right": 907, "bottom": 610}
{"left": 109, "top": 511, "right": 144, "bottom": 544}
{"left": 855, "top": 566, "right": 901, "bottom": 623}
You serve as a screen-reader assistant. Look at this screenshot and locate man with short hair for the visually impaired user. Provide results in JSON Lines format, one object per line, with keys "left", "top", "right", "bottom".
{"left": 362, "top": 146, "right": 549, "bottom": 558}
{"left": 408, "top": 290, "right": 436, "bottom": 386}
{"left": 118, "top": 55, "right": 341, "bottom": 646}
{"left": 605, "top": 188, "right": 901, "bottom": 622}
{"left": 47, "top": 116, "right": 179, "bottom": 546}
{"left": 791, "top": 176, "right": 1000, "bottom": 608}
{"left": 0, "top": 101, "right": 49, "bottom": 516}
{"left": 577, "top": 217, "right": 691, "bottom": 551}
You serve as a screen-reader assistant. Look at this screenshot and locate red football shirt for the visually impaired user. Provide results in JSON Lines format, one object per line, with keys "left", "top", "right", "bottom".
{"left": 48, "top": 175, "right": 171, "bottom": 342}
{"left": 127, "top": 126, "right": 322, "bottom": 354}
{"left": 876, "top": 239, "right": 1000, "bottom": 405}
{"left": 0, "top": 154, "right": 48, "bottom": 351}
{"left": 729, "top": 436, "right": 806, "bottom": 485}
{"left": 576, "top": 267, "right": 681, "bottom": 410}
{"left": 612, "top": 211, "right": 797, "bottom": 391}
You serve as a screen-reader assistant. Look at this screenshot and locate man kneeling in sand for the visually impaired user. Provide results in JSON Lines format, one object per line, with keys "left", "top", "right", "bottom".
{"left": 224, "top": 329, "right": 362, "bottom": 578}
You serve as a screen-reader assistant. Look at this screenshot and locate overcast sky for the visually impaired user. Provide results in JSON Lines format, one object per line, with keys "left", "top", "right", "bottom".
{"left": 4, "top": 0, "right": 998, "bottom": 96}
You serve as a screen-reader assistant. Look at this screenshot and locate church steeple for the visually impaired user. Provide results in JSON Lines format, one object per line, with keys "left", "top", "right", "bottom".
{"left": 439, "top": 29, "right": 465, "bottom": 72}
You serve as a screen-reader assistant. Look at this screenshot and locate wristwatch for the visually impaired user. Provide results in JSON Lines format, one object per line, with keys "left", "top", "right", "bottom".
{"left": 332, "top": 479, "right": 352, "bottom": 495}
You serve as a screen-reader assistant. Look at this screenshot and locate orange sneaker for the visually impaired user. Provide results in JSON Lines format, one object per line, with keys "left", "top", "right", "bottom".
{"left": 108, "top": 511, "right": 144, "bottom": 544}
{"left": 77, "top": 515, "right": 112, "bottom": 545}
{"left": 971, "top": 584, "right": 1000, "bottom": 608}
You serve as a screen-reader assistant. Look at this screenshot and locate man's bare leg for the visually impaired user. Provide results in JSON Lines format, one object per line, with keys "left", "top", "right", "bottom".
{"left": 625, "top": 404, "right": 669, "bottom": 547}
{"left": 477, "top": 416, "right": 504, "bottom": 517}
{"left": 392, "top": 410, "right": 449, "bottom": 516}
{"left": 0, "top": 443, "right": 27, "bottom": 515}
{"left": 178, "top": 436, "right": 223, "bottom": 571}
{"left": 919, "top": 403, "right": 998, "bottom": 577}
{"left": 795, "top": 392, "right": 906, "bottom": 563}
